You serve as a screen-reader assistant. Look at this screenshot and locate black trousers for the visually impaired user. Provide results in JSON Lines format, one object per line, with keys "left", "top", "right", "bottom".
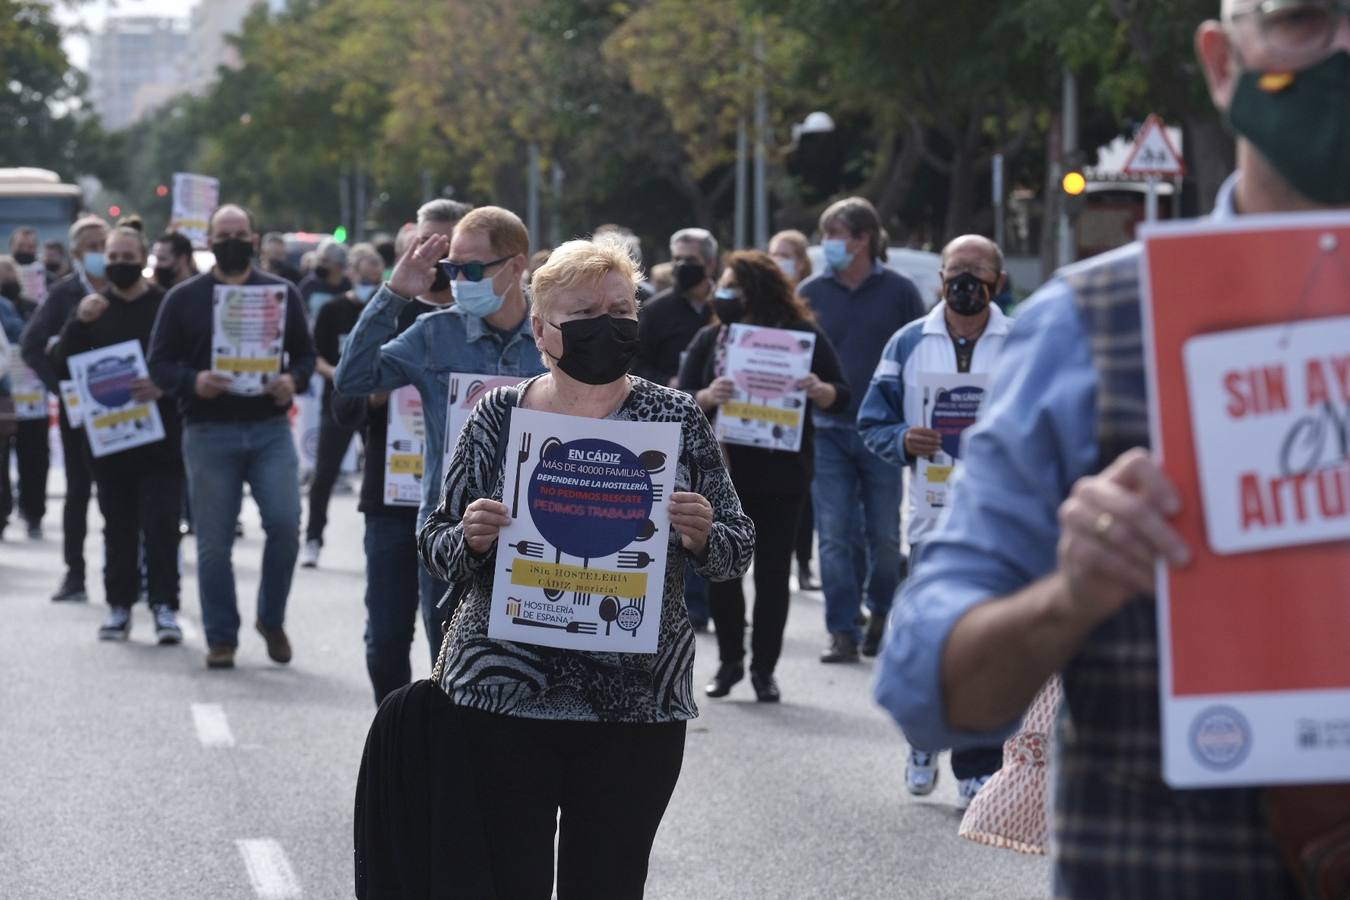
{"left": 305, "top": 409, "right": 359, "bottom": 543}
{"left": 710, "top": 491, "right": 805, "bottom": 676}
{"left": 58, "top": 410, "right": 93, "bottom": 580}
{"left": 0, "top": 418, "right": 49, "bottom": 525}
{"left": 457, "top": 708, "right": 686, "bottom": 900}
{"left": 795, "top": 492, "right": 814, "bottom": 568}
{"left": 951, "top": 746, "right": 1003, "bottom": 781}
{"left": 92, "top": 452, "right": 183, "bottom": 609}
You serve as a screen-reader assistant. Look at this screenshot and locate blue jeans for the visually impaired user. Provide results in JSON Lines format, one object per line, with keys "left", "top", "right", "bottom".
{"left": 182, "top": 418, "right": 301, "bottom": 649}
{"left": 363, "top": 513, "right": 424, "bottom": 703}
{"left": 812, "top": 426, "right": 902, "bottom": 643}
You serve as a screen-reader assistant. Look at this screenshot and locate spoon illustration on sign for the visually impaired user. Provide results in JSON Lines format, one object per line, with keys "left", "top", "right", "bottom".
{"left": 599, "top": 596, "right": 620, "bottom": 636}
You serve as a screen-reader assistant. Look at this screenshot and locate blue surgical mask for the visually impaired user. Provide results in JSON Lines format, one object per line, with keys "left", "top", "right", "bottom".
{"left": 81, "top": 251, "right": 107, "bottom": 279}
{"left": 354, "top": 283, "right": 378, "bottom": 302}
{"left": 773, "top": 256, "right": 797, "bottom": 280}
{"left": 822, "top": 239, "right": 854, "bottom": 271}
{"left": 451, "top": 275, "right": 505, "bottom": 317}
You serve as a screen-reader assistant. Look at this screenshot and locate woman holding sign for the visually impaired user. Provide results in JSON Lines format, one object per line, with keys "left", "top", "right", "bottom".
{"left": 678, "top": 250, "right": 849, "bottom": 702}
{"left": 418, "top": 236, "right": 753, "bottom": 899}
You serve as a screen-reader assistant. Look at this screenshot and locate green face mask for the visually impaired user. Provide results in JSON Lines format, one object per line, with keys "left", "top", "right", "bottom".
{"left": 1229, "top": 50, "right": 1350, "bottom": 206}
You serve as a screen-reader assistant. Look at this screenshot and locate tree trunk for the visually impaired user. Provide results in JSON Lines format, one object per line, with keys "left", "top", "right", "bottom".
{"left": 1183, "top": 111, "right": 1235, "bottom": 214}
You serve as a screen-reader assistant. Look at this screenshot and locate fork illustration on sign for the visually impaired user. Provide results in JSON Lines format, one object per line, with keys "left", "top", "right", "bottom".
{"left": 448, "top": 377, "right": 460, "bottom": 405}
{"left": 511, "top": 617, "right": 597, "bottom": 634}
{"left": 508, "top": 540, "right": 543, "bottom": 559}
{"left": 511, "top": 431, "right": 532, "bottom": 517}
{"left": 617, "top": 551, "right": 655, "bottom": 569}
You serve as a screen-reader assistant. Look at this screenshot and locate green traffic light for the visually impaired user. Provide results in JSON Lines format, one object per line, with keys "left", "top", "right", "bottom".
{"left": 334, "top": 226, "right": 348, "bottom": 243}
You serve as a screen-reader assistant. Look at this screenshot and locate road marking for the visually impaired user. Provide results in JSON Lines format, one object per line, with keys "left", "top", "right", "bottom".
{"left": 190, "top": 703, "right": 235, "bottom": 748}
{"left": 236, "top": 839, "right": 302, "bottom": 899}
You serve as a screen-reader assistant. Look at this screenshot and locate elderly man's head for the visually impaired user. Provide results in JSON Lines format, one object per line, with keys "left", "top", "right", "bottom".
{"left": 940, "top": 235, "right": 1005, "bottom": 317}
{"left": 1198, "top": 0, "right": 1350, "bottom": 208}
{"left": 9, "top": 227, "right": 39, "bottom": 265}
{"left": 668, "top": 227, "right": 718, "bottom": 296}
{"left": 314, "top": 238, "right": 349, "bottom": 285}
{"left": 209, "top": 205, "right": 258, "bottom": 276}
{"left": 529, "top": 238, "right": 640, "bottom": 376}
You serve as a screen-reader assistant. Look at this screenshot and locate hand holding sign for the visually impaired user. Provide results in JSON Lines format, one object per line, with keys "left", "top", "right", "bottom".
{"left": 77, "top": 293, "right": 109, "bottom": 324}
{"left": 464, "top": 498, "right": 512, "bottom": 555}
{"left": 1056, "top": 448, "right": 1190, "bottom": 625}
{"left": 669, "top": 491, "right": 713, "bottom": 558}
{"left": 265, "top": 373, "right": 296, "bottom": 407}
{"left": 130, "top": 377, "right": 161, "bottom": 404}
{"left": 904, "top": 426, "right": 942, "bottom": 459}
{"left": 195, "top": 371, "right": 233, "bottom": 399}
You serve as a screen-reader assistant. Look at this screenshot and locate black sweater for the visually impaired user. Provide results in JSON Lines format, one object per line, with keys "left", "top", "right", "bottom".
{"left": 147, "top": 269, "right": 316, "bottom": 424}
{"left": 678, "top": 319, "right": 850, "bottom": 495}
{"left": 20, "top": 272, "right": 87, "bottom": 393}
{"left": 55, "top": 283, "right": 181, "bottom": 460}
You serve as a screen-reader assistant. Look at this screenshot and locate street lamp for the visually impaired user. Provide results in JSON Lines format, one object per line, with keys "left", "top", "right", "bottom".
{"left": 737, "top": 109, "right": 835, "bottom": 249}
{"left": 790, "top": 111, "right": 835, "bottom": 143}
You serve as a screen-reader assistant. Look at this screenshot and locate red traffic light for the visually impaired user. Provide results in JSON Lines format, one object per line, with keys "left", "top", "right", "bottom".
{"left": 156, "top": 184, "right": 169, "bottom": 197}
{"left": 108, "top": 205, "right": 122, "bottom": 217}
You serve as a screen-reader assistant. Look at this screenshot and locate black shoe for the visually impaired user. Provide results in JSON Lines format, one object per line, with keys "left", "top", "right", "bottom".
{"left": 750, "top": 671, "right": 781, "bottom": 703}
{"left": 861, "top": 614, "right": 887, "bottom": 658}
{"left": 819, "top": 633, "right": 860, "bottom": 664}
{"left": 797, "top": 562, "right": 819, "bottom": 592}
{"left": 704, "top": 663, "right": 744, "bottom": 698}
{"left": 25, "top": 520, "right": 42, "bottom": 539}
{"left": 51, "top": 574, "right": 87, "bottom": 603}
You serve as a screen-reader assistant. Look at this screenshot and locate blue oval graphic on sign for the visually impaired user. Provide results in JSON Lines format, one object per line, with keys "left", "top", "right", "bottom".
{"left": 86, "top": 355, "right": 137, "bottom": 408}
{"left": 527, "top": 438, "right": 654, "bottom": 559}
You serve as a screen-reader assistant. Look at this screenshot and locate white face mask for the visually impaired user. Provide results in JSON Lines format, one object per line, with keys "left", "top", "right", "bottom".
{"left": 772, "top": 255, "right": 797, "bottom": 281}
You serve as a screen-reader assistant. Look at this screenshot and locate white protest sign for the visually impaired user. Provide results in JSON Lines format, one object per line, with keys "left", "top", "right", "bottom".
{"left": 1184, "top": 316, "right": 1350, "bottom": 554}
{"left": 490, "top": 407, "right": 680, "bottom": 654}
{"left": 66, "top": 340, "right": 165, "bottom": 458}
{"left": 384, "top": 386, "right": 424, "bottom": 507}
{"left": 19, "top": 263, "right": 47, "bottom": 303}
{"left": 8, "top": 346, "right": 47, "bottom": 420}
{"left": 211, "top": 284, "right": 287, "bottom": 396}
{"left": 914, "top": 373, "right": 989, "bottom": 522}
{"left": 715, "top": 324, "right": 815, "bottom": 452}
{"left": 443, "top": 372, "right": 530, "bottom": 474}
{"left": 170, "top": 172, "right": 220, "bottom": 249}
{"left": 58, "top": 379, "right": 84, "bottom": 428}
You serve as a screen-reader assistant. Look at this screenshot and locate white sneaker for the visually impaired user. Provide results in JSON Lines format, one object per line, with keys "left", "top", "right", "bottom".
{"left": 905, "top": 749, "right": 939, "bottom": 797}
{"left": 299, "top": 538, "right": 321, "bottom": 568}
{"left": 956, "top": 774, "right": 993, "bottom": 811}
{"left": 98, "top": 607, "right": 132, "bottom": 641}
{"left": 153, "top": 605, "right": 182, "bottom": 645}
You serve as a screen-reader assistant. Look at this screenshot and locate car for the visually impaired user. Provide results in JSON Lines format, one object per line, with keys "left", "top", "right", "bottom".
{"left": 805, "top": 245, "right": 943, "bottom": 308}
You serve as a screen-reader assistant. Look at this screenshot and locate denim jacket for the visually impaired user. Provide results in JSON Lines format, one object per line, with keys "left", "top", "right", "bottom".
{"left": 333, "top": 285, "right": 547, "bottom": 524}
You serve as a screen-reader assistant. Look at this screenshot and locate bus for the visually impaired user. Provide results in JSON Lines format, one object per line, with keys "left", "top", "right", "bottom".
{"left": 0, "top": 167, "right": 84, "bottom": 248}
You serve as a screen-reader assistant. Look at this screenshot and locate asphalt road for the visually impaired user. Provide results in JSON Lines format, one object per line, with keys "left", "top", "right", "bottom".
{"left": 0, "top": 482, "right": 1047, "bottom": 899}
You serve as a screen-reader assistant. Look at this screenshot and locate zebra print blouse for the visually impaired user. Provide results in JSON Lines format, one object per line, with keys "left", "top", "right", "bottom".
{"left": 418, "top": 375, "right": 755, "bottom": 723}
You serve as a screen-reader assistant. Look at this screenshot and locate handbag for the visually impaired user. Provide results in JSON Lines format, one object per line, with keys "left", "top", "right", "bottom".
{"left": 1265, "top": 784, "right": 1350, "bottom": 900}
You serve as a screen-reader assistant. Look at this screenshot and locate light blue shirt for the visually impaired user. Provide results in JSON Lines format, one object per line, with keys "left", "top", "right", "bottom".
{"left": 874, "top": 175, "right": 1240, "bottom": 751}
{"left": 333, "top": 285, "right": 547, "bottom": 525}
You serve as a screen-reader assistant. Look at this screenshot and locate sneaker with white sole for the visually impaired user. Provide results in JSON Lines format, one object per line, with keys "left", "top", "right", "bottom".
{"left": 152, "top": 605, "right": 182, "bottom": 645}
{"left": 299, "top": 538, "right": 321, "bottom": 568}
{"left": 98, "top": 607, "right": 132, "bottom": 641}
{"left": 906, "top": 749, "right": 939, "bottom": 796}
{"left": 956, "top": 774, "right": 993, "bottom": 811}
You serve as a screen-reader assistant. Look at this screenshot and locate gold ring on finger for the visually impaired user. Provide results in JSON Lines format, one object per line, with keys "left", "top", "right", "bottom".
{"left": 1094, "top": 511, "right": 1115, "bottom": 539}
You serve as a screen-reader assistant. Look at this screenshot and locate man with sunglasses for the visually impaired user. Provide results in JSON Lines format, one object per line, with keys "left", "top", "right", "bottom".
{"left": 875, "top": 2, "right": 1348, "bottom": 895}
{"left": 335, "top": 202, "right": 548, "bottom": 655}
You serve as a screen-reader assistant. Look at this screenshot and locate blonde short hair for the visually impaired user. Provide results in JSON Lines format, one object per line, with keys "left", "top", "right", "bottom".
{"left": 455, "top": 206, "right": 529, "bottom": 258}
{"left": 531, "top": 237, "right": 639, "bottom": 318}
{"left": 348, "top": 242, "right": 382, "bottom": 271}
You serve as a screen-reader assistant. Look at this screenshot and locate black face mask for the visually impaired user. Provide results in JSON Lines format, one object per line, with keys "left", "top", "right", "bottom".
{"left": 154, "top": 266, "right": 177, "bottom": 288}
{"left": 0, "top": 280, "right": 20, "bottom": 301}
{"left": 712, "top": 296, "right": 745, "bottom": 324}
{"left": 674, "top": 261, "right": 706, "bottom": 291}
{"left": 314, "top": 265, "right": 331, "bottom": 281}
{"left": 428, "top": 265, "right": 451, "bottom": 294}
{"left": 548, "top": 314, "right": 640, "bottom": 385}
{"left": 13, "top": 251, "right": 35, "bottom": 267}
{"left": 944, "top": 273, "right": 995, "bottom": 317}
{"left": 105, "top": 262, "right": 143, "bottom": 291}
{"left": 45, "top": 260, "right": 62, "bottom": 274}
{"left": 212, "top": 238, "right": 254, "bottom": 276}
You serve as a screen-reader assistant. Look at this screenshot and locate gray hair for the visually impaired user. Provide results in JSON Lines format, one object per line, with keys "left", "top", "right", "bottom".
{"left": 594, "top": 224, "right": 643, "bottom": 268}
{"left": 669, "top": 227, "right": 718, "bottom": 267}
{"left": 417, "top": 199, "right": 473, "bottom": 225}
{"left": 262, "top": 231, "right": 286, "bottom": 248}
{"left": 347, "top": 241, "right": 382, "bottom": 271}
{"left": 315, "top": 237, "right": 349, "bottom": 268}
{"left": 69, "top": 215, "right": 108, "bottom": 247}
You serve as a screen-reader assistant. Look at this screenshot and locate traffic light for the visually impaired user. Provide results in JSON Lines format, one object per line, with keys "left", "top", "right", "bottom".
{"left": 156, "top": 184, "right": 169, "bottom": 198}
{"left": 1061, "top": 151, "right": 1087, "bottom": 217}
{"left": 108, "top": 205, "right": 122, "bottom": 218}
{"left": 333, "top": 226, "right": 348, "bottom": 243}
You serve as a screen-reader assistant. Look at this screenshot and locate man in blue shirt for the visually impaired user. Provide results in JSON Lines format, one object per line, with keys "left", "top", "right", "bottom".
{"left": 800, "top": 197, "right": 925, "bottom": 662}
{"left": 335, "top": 203, "right": 547, "bottom": 657}
{"left": 875, "top": 4, "right": 1348, "bottom": 894}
